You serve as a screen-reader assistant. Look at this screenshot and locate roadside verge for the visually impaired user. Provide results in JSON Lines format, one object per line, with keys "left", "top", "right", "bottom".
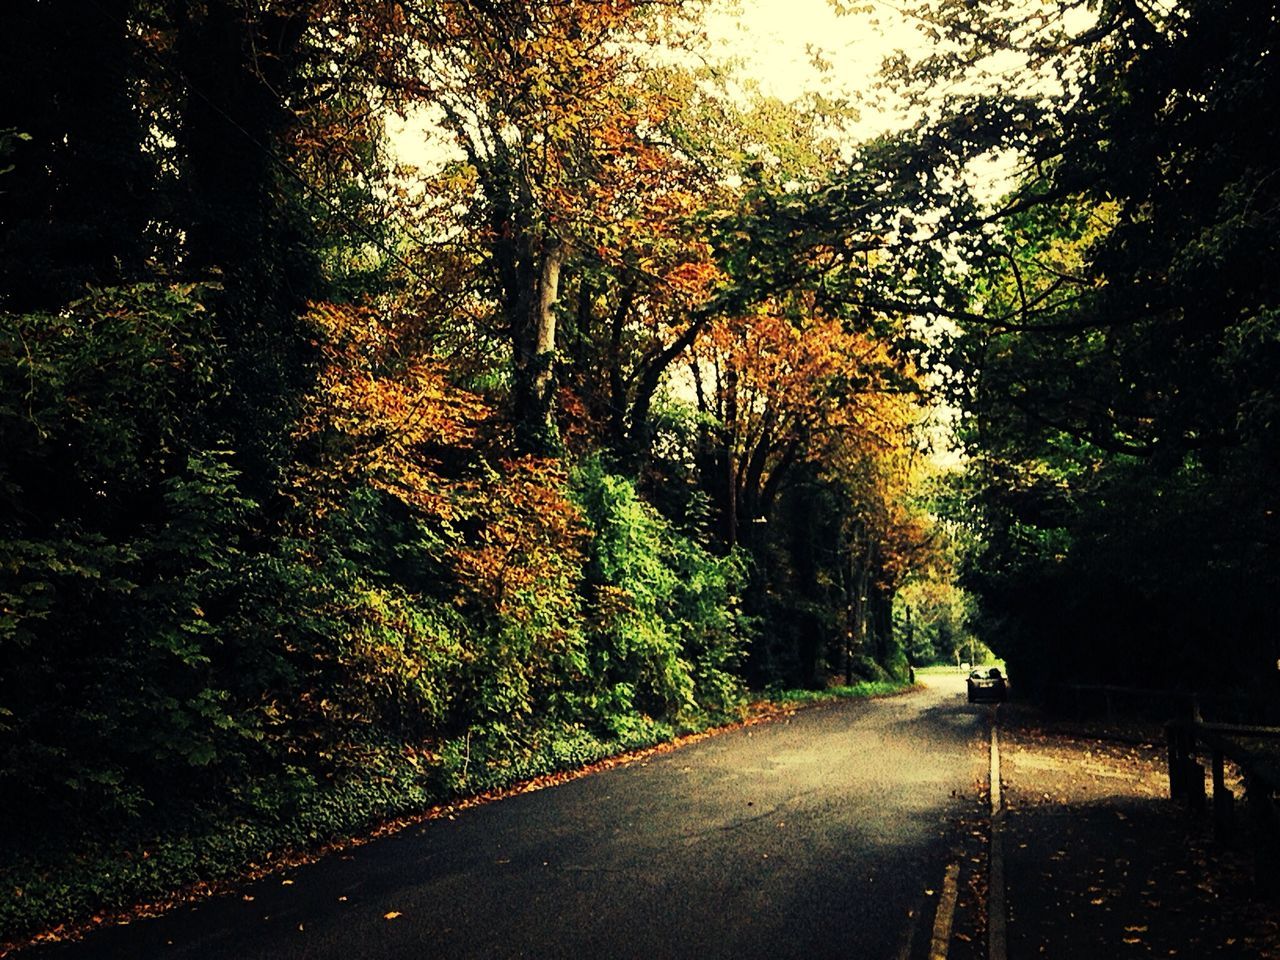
{"left": 995, "top": 704, "right": 1280, "bottom": 958}
{"left": 1, "top": 680, "right": 917, "bottom": 955}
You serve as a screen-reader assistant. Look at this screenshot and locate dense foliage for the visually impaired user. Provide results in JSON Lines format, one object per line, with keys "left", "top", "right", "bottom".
{"left": 876, "top": 0, "right": 1280, "bottom": 706}
{"left": 16, "top": 0, "right": 1272, "bottom": 942}
{"left": 0, "top": 0, "right": 942, "bottom": 942}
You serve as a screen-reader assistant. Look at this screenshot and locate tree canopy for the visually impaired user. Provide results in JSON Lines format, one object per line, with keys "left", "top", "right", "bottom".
{"left": 3, "top": 0, "right": 1276, "bottom": 942}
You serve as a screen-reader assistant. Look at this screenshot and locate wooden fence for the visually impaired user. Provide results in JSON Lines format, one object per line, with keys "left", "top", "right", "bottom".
{"left": 1166, "top": 719, "right": 1280, "bottom": 898}
{"left": 1050, "top": 682, "right": 1280, "bottom": 898}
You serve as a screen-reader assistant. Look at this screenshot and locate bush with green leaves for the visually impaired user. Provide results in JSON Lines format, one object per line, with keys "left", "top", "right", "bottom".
{"left": 0, "top": 285, "right": 262, "bottom": 837}
{"left": 571, "top": 459, "right": 748, "bottom": 728}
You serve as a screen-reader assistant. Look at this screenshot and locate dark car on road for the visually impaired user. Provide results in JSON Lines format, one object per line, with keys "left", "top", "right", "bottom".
{"left": 967, "top": 666, "right": 1008, "bottom": 703}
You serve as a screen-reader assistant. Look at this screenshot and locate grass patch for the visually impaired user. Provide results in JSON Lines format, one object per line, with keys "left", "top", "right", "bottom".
{"left": 765, "top": 679, "right": 912, "bottom": 703}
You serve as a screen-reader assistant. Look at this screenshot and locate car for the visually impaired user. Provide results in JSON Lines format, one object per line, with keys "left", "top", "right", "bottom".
{"left": 967, "top": 666, "right": 1008, "bottom": 703}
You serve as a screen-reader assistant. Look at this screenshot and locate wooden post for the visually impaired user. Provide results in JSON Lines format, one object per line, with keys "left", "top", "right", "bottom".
{"left": 1246, "top": 773, "right": 1280, "bottom": 899}
{"left": 1212, "top": 748, "right": 1233, "bottom": 843}
{"left": 1167, "top": 723, "right": 1183, "bottom": 800}
{"left": 1187, "top": 758, "right": 1207, "bottom": 813}
{"left": 1166, "top": 722, "right": 1204, "bottom": 811}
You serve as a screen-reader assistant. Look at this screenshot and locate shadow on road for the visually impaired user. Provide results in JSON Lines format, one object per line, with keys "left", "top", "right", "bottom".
{"left": 28, "top": 682, "right": 993, "bottom": 960}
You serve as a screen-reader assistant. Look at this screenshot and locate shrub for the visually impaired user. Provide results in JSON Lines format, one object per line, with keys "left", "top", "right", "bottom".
{"left": 571, "top": 459, "right": 748, "bottom": 726}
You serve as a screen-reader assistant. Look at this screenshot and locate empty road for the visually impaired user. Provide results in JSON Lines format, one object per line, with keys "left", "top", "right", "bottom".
{"left": 33, "top": 674, "right": 988, "bottom": 960}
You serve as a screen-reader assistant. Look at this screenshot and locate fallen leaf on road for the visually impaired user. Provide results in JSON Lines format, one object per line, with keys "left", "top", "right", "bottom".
{"left": 384, "top": 911, "right": 402, "bottom": 920}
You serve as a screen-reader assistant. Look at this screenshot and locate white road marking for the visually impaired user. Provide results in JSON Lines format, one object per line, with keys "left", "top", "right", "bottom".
{"left": 988, "top": 710, "right": 1008, "bottom": 960}
{"left": 928, "top": 862, "right": 961, "bottom": 960}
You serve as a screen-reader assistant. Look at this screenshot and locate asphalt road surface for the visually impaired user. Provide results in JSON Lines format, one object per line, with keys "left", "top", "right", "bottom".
{"left": 34, "top": 675, "right": 988, "bottom": 960}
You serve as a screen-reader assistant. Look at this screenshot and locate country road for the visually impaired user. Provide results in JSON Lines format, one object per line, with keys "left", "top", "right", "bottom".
{"left": 31, "top": 675, "right": 990, "bottom": 960}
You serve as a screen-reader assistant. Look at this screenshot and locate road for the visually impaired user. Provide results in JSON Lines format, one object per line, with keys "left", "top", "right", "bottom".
{"left": 33, "top": 674, "right": 989, "bottom": 960}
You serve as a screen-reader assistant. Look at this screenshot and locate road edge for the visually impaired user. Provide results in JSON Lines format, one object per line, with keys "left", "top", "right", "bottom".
{"left": 988, "top": 709, "right": 1008, "bottom": 960}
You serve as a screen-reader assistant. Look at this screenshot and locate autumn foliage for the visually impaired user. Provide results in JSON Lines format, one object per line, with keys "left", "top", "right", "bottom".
{"left": 0, "top": 0, "right": 944, "bottom": 943}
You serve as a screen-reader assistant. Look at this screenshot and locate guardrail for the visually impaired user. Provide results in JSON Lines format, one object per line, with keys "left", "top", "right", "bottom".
{"left": 1166, "top": 719, "right": 1280, "bottom": 898}
{"left": 1053, "top": 683, "right": 1251, "bottom": 723}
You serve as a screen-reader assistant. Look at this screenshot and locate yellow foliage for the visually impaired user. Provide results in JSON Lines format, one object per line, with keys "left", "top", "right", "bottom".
{"left": 294, "top": 302, "right": 491, "bottom": 522}
{"left": 294, "top": 302, "right": 585, "bottom": 625}
{"left": 695, "top": 299, "right": 935, "bottom": 587}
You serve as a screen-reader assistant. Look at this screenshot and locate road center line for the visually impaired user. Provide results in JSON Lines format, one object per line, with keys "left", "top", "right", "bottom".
{"left": 928, "top": 862, "right": 961, "bottom": 960}
{"left": 989, "top": 717, "right": 1002, "bottom": 815}
{"left": 988, "top": 709, "right": 1008, "bottom": 960}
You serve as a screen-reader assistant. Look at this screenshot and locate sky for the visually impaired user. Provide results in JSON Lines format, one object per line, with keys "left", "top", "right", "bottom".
{"left": 389, "top": 0, "right": 933, "bottom": 176}
{"left": 702, "top": 0, "right": 925, "bottom": 135}
{"left": 702, "top": 0, "right": 1021, "bottom": 202}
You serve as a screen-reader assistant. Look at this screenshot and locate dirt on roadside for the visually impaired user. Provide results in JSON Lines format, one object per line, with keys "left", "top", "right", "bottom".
{"left": 997, "top": 703, "right": 1280, "bottom": 959}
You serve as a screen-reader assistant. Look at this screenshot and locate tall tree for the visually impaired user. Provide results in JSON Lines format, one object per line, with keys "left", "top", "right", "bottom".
{"left": 399, "top": 0, "right": 697, "bottom": 452}
{"left": 0, "top": 0, "right": 156, "bottom": 309}
{"left": 914, "top": 0, "right": 1280, "bottom": 701}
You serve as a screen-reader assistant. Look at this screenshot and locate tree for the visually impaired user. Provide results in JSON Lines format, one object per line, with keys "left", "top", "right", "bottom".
{"left": 397, "top": 0, "right": 700, "bottom": 453}
{"left": 0, "top": 0, "right": 157, "bottom": 310}
{"left": 914, "top": 0, "right": 1280, "bottom": 703}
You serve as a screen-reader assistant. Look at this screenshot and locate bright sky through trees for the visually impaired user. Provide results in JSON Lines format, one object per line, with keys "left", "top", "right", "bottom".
{"left": 704, "top": 0, "right": 922, "bottom": 133}
{"left": 698, "top": 0, "right": 968, "bottom": 468}
{"left": 390, "top": 0, "right": 924, "bottom": 170}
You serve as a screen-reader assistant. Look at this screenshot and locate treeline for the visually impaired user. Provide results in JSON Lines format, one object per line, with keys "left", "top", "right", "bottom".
{"left": 884, "top": 0, "right": 1280, "bottom": 709}
{"left": 0, "top": 0, "right": 941, "bottom": 938}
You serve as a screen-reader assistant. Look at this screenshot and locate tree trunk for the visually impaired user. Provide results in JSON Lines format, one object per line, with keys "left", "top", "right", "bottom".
{"left": 625, "top": 310, "right": 714, "bottom": 469}
{"left": 533, "top": 236, "right": 564, "bottom": 405}
{"left": 0, "top": 0, "right": 150, "bottom": 309}
{"left": 512, "top": 235, "right": 565, "bottom": 453}
{"left": 571, "top": 272, "right": 593, "bottom": 372}
{"left": 176, "top": 0, "right": 317, "bottom": 493}
{"left": 723, "top": 360, "right": 740, "bottom": 547}
{"left": 608, "top": 279, "right": 638, "bottom": 449}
